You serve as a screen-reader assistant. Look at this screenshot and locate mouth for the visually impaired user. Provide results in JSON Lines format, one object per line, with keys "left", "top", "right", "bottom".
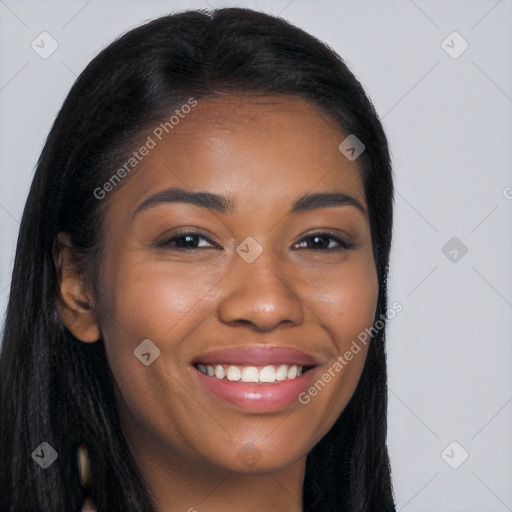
{"left": 190, "top": 346, "right": 323, "bottom": 413}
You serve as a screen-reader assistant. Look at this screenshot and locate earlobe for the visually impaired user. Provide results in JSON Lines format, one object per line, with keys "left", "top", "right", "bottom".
{"left": 54, "top": 233, "right": 101, "bottom": 343}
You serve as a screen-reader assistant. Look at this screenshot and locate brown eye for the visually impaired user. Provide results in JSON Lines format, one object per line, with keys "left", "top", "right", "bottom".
{"left": 153, "top": 231, "right": 218, "bottom": 250}
{"left": 293, "top": 233, "right": 354, "bottom": 251}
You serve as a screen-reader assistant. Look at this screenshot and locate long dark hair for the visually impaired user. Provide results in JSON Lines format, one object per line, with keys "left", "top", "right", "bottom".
{"left": 0, "top": 8, "right": 394, "bottom": 511}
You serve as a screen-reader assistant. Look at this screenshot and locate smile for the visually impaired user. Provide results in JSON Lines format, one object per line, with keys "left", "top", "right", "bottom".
{"left": 191, "top": 346, "right": 322, "bottom": 412}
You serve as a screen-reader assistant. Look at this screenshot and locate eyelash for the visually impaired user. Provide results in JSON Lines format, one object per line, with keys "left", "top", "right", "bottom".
{"left": 153, "top": 230, "right": 355, "bottom": 251}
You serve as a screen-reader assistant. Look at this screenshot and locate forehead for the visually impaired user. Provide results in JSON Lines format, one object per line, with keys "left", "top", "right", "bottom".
{"left": 107, "top": 94, "right": 366, "bottom": 219}
{"left": 161, "top": 94, "right": 347, "bottom": 162}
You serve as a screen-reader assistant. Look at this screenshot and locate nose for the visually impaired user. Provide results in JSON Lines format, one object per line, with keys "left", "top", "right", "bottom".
{"left": 217, "top": 252, "right": 305, "bottom": 332}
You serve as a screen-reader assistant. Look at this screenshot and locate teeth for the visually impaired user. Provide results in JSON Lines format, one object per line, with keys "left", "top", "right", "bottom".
{"left": 214, "top": 365, "right": 225, "bottom": 379}
{"left": 259, "top": 365, "right": 276, "bottom": 383}
{"left": 287, "top": 365, "right": 297, "bottom": 379}
{"left": 276, "top": 364, "right": 288, "bottom": 381}
{"left": 227, "top": 365, "right": 241, "bottom": 381}
{"left": 241, "top": 366, "right": 259, "bottom": 382}
{"left": 197, "top": 363, "right": 304, "bottom": 382}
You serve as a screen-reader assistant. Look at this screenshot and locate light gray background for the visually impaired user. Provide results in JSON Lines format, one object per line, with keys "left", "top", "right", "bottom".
{"left": 1, "top": 1, "right": 511, "bottom": 510}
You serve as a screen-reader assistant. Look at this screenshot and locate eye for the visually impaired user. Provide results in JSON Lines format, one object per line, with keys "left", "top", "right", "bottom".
{"left": 153, "top": 231, "right": 219, "bottom": 250}
{"left": 293, "top": 232, "right": 354, "bottom": 251}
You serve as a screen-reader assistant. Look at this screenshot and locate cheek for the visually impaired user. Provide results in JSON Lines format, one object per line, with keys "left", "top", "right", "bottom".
{"left": 308, "top": 254, "right": 379, "bottom": 347}
{"left": 95, "top": 257, "right": 224, "bottom": 441}
{"left": 100, "top": 257, "right": 220, "bottom": 342}
{"left": 96, "top": 256, "right": 223, "bottom": 400}
{"left": 297, "top": 255, "right": 378, "bottom": 417}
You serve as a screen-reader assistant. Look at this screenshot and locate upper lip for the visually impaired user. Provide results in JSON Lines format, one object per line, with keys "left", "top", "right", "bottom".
{"left": 192, "top": 346, "right": 323, "bottom": 367}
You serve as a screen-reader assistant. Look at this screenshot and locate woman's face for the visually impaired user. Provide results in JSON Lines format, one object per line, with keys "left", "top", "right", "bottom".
{"left": 95, "top": 94, "right": 378, "bottom": 474}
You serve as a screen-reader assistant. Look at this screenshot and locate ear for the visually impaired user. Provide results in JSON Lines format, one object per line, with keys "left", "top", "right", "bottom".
{"left": 53, "top": 232, "right": 101, "bottom": 343}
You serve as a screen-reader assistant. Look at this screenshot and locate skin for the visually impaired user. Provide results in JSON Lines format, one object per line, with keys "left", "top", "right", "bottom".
{"left": 56, "top": 94, "right": 378, "bottom": 512}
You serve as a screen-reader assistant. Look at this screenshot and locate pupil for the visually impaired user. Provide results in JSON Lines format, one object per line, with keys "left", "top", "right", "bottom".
{"left": 312, "top": 235, "right": 329, "bottom": 249}
{"left": 177, "top": 234, "right": 197, "bottom": 248}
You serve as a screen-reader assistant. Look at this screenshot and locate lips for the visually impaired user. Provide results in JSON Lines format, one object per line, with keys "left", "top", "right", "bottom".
{"left": 190, "top": 346, "right": 323, "bottom": 413}
{"left": 192, "top": 346, "right": 322, "bottom": 367}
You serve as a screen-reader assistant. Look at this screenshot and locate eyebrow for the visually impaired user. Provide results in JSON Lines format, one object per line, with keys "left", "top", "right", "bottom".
{"left": 131, "top": 187, "right": 366, "bottom": 221}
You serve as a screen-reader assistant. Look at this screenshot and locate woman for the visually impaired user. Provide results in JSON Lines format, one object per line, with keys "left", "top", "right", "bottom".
{"left": 0, "top": 7, "right": 395, "bottom": 511}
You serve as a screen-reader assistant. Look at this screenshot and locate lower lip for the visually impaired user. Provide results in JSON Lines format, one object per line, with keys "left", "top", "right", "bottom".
{"left": 192, "top": 366, "right": 317, "bottom": 413}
